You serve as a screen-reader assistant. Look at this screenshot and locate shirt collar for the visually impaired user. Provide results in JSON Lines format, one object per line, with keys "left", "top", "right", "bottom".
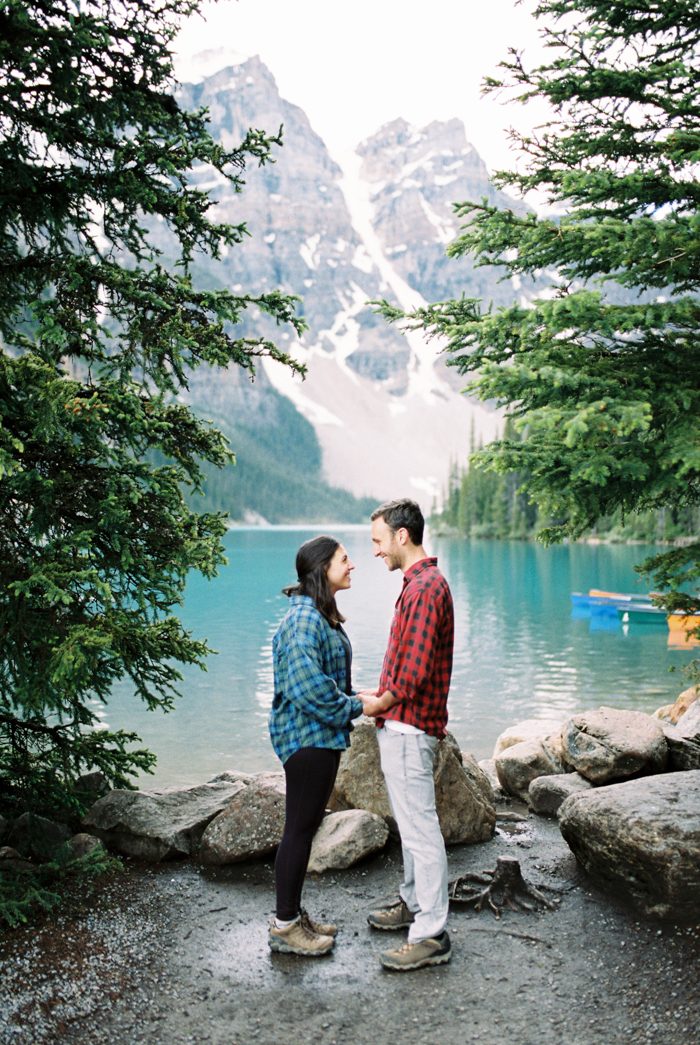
{"left": 402, "top": 557, "right": 437, "bottom": 584}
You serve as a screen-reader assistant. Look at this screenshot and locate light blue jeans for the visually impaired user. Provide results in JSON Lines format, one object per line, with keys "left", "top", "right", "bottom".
{"left": 377, "top": 726, "right": 449, "bottom": 942}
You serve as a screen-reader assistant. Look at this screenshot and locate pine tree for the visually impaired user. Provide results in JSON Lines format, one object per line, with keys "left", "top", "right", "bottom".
{"left": 0, "top": 0, "right": 306, "bottom": 812}
{"left": 378, "top": 0, "right": 700, "bottom": 617}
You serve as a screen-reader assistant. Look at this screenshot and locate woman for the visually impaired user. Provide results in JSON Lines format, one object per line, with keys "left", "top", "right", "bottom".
{"left": 268, "top": 535, "right": 363, "bottom": 956}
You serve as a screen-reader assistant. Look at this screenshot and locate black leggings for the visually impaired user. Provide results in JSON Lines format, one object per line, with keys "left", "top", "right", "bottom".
{"left": 275, "top": 746, "right": 341, "bottom": 921}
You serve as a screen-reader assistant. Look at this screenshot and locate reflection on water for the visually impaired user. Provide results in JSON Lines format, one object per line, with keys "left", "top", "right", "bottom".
{"left": 255, "top": 624, "right": 276, "bottom": 712}
{"left": 105, "top": 529, "right": 693, "bottom": 787}
{"left": 668, "top": 632, "right": 700, "bottom": 650}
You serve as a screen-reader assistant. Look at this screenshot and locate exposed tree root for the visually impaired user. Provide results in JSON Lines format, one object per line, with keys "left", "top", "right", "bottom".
{"left": 449, "top": 856, "right": 559, "bottom": 918}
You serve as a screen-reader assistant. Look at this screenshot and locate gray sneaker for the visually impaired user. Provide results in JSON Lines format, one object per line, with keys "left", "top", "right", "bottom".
{"left": 367, "top": 899, "right": 415, "bottom": 930}
{"left": 269, "top": 917, "right": 334, "bottom": 956}
{"left": 379, "top": 930, "right": 452, "bottom": 971}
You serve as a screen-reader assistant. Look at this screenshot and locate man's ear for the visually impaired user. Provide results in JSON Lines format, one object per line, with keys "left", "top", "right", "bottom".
{"left": 396, "top": 527, "right": 410, "bottom": 546}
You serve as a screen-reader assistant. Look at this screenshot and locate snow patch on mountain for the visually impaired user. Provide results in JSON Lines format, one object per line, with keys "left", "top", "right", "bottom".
{"left": 261, "top": 140, "right": 503, "bottom": 503}
{"left": 335, "top": 149, "right": 449, "bottom": 404}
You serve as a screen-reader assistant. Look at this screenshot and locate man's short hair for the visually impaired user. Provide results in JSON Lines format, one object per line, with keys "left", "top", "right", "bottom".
{"left": 371, "top": 498, "right": 424, "bottom": 546}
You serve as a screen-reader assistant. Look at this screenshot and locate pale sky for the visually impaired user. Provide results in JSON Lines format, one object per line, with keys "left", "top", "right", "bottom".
{"left": 172, "top": 0, "right": 554, "bottom": 174}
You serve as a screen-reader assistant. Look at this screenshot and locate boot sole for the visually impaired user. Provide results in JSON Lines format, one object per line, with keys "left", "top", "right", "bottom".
{"left": 379, "top": 950, "right": 451, "bottom": 971}
{"left": 269, "top": 939, "right": 334, "bottom": 956}
{"left": 367, "top": 918, "right": 414, "bottom": 931}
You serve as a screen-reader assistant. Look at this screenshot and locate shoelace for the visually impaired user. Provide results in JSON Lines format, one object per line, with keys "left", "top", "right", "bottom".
{"left": 298, "top": 911, "right": 315, "bottom": 936}
{"left": 300, "top": 908, "right": 335, "bottom": 935}
{"left": 394, "top": 941, "right": 419, "bottom": 954}
{"left": 299, "top": 919, "right": 319, "bottom": 940}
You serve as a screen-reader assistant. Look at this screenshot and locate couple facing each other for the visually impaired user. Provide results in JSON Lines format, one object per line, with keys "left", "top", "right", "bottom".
{"left": 268, "top": 498, "right": 454, "bottom": 972}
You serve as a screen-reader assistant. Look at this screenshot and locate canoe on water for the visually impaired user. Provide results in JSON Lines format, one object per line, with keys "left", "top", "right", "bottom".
{"left": 618, "top": 603, "right": 666, "bottom": 624}
{"left": 571, "top": 589, "right": 659, "bottom": 616}
{"left": 589, "top": 589, "right": 655, "bottom": 603}
{"left": 667, "top": 613, "right": 700, "bottom": 632}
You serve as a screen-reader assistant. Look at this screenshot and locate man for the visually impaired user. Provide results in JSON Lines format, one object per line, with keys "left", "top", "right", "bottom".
{"left": 360, "top": 498, "right": 454, "bottom": 971}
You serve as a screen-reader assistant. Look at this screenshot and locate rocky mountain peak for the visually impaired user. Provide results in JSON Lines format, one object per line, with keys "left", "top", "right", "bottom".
{"left": 166, "top": 57, "right": 534, "bottom": 513}
{"left": 357, "top": 116, "right": 483, "bottom": 186}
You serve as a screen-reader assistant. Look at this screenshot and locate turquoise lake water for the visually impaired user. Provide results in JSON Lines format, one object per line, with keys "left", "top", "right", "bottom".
{"left": 102, "top": 528, "right": 694, "bottom": 787}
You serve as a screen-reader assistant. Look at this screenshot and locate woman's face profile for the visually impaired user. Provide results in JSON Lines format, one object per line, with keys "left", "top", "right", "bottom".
{"left": 325, "top": 544, "right": 355, "bottom": 596}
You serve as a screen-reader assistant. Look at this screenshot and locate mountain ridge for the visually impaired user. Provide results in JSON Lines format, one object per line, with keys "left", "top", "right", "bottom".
{"left": 169, "top": 57, "right": 536, "bottom": 518}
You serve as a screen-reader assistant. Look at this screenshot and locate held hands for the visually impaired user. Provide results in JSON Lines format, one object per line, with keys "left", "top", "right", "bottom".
{"left": 357, "top": 688, "right": 379, "bottom": 717}
{"left": 360, "top": 694, "right": 384, "bottom": 718}
{"left": 358, "top": 688, "right": 395, "bottom": 718}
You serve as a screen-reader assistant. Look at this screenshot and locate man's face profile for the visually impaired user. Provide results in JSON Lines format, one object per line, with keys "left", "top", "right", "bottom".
{"left": 371, "top": 516, "right": 404, "bottom": 572}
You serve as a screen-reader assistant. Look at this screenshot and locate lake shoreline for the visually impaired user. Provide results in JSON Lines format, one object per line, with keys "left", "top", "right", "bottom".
{"left": 430, "top": 526, "right": 699, "bottom": 548}
{"left": 2, "top": 798, "right": 699, "bottom": 1045}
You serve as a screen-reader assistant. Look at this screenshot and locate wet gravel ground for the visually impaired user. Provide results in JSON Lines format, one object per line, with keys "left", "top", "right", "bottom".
{"left": 2, "top": 809, "right": 700, "bottom": 1045}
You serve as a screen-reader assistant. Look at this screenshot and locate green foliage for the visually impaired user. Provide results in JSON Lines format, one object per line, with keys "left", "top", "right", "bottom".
{"left": 436, "top": 420, "right": 542, "bottom": 538}
{"left": 0, "top": 843, "right": 121, "bottom": 930}
{"left": 0, "top": 871, "right": 60, "bottom": 930}
{"left": 378, "top": 0, "right": 700, "bottom": 617}
{"left": 435, "top": 420, "right": 699, "bottom": 542}
{"left": 0, "top": 0, "right": 305, "bottom": 813}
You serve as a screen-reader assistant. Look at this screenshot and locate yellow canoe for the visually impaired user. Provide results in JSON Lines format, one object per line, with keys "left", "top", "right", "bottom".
{"left": 667, "top": 613, "right": 700, "bottom": 632}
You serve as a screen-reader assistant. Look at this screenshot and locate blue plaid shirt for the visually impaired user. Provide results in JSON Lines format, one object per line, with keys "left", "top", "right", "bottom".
{"left": 270, "top": 595, "right": 363, "bottom": 765}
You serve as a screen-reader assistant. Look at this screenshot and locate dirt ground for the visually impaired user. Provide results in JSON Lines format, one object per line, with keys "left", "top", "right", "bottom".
{"left": 2, "top": 806, "right": 700, "bottom": 1045}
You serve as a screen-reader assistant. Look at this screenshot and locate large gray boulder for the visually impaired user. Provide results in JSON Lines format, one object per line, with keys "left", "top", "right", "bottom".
{"left": 330, "top": 722, "right": 393, "bottom": 822}
{"left": 7, "top": 813, "right": 72, "bottom": 862}
{"left": 209, "top": 770, "right": 257, "bottom": 786}
{"left": 495, "top": 736, "right": 567, "bottom": 802}
{"left": 529, "top": 772, "right": 593, "bottom": 818}
{"left": 558, "top": 771, "right": 700, "bottom": 921}
{"left": 308, "top": 810, "right": 389, "bottom": 873}
{"left": 662, "top": 699, "right": 700, "bottom": 771}
{"left": 82, "top": 779, "right": 247, "bottom": 861}
{"left": 330, "top": 723, "right": 496, "bottom": 845}
{"left": 63, "top": 833, "right": 108, "bottom": 873}
{"left": 561, "top": 707, "right": 667, "bottom": 784}
{"left": 0, "top": 846, "right": 35, "bottom": 876}
{"left": 199, "top": 775, "right": 286, "bottom": 865}
{"left": 493, "top": 718, "right": 567, "bottom": 757}
{"left": 76, "top": 770, "right": 111, "bottom": 799}
{"left": 434, "top": 738, "right": 496, "bottom": 844}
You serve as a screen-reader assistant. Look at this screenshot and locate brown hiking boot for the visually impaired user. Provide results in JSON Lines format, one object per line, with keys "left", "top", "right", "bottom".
{"left": 300, "top": 908, "right": 338, "bottom": 937}
{"left": 379, "top": 931, "right": 452, "bottom": 971}
{"left": 367, "top": 899, "right": 415, "bottom": 930}
{"left": 269, "top": 917, "right": 334, "bottom": 956}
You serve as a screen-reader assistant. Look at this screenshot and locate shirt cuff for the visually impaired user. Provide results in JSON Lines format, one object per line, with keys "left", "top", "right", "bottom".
{"left": 350, "top": 695, "right": 364, "bottom": 718}
{"left": 384, "top": 677, "right": 407, "bottom": 706}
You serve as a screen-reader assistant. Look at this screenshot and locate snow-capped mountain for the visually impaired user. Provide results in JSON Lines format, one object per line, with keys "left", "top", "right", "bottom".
{"left": 173, "top": 57, "right": 536, "bottom": 512}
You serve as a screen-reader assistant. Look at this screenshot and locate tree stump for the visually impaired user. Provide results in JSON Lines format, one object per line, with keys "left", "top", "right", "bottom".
{"left": 449, "top": 855, "right": 558, "bottom": 918}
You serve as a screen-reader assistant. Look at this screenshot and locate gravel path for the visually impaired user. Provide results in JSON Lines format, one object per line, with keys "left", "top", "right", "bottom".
{"left": 2, "top": 812, "right": 699, "bottom": 1045}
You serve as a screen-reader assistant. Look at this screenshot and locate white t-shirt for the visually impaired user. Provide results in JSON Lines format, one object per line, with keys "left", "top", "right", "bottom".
{"left": 383, "top": 718, "right": 424, "bottom": 735}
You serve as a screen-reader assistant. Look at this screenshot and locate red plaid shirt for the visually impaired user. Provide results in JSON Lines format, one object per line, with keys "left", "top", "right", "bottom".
{"left": 377, "top": 557, "right": 454, "bottom": 738}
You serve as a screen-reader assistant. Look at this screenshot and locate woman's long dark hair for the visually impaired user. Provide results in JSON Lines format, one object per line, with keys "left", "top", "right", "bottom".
{"left": 282, "top": 535, "right": 345, "bottom": 626}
